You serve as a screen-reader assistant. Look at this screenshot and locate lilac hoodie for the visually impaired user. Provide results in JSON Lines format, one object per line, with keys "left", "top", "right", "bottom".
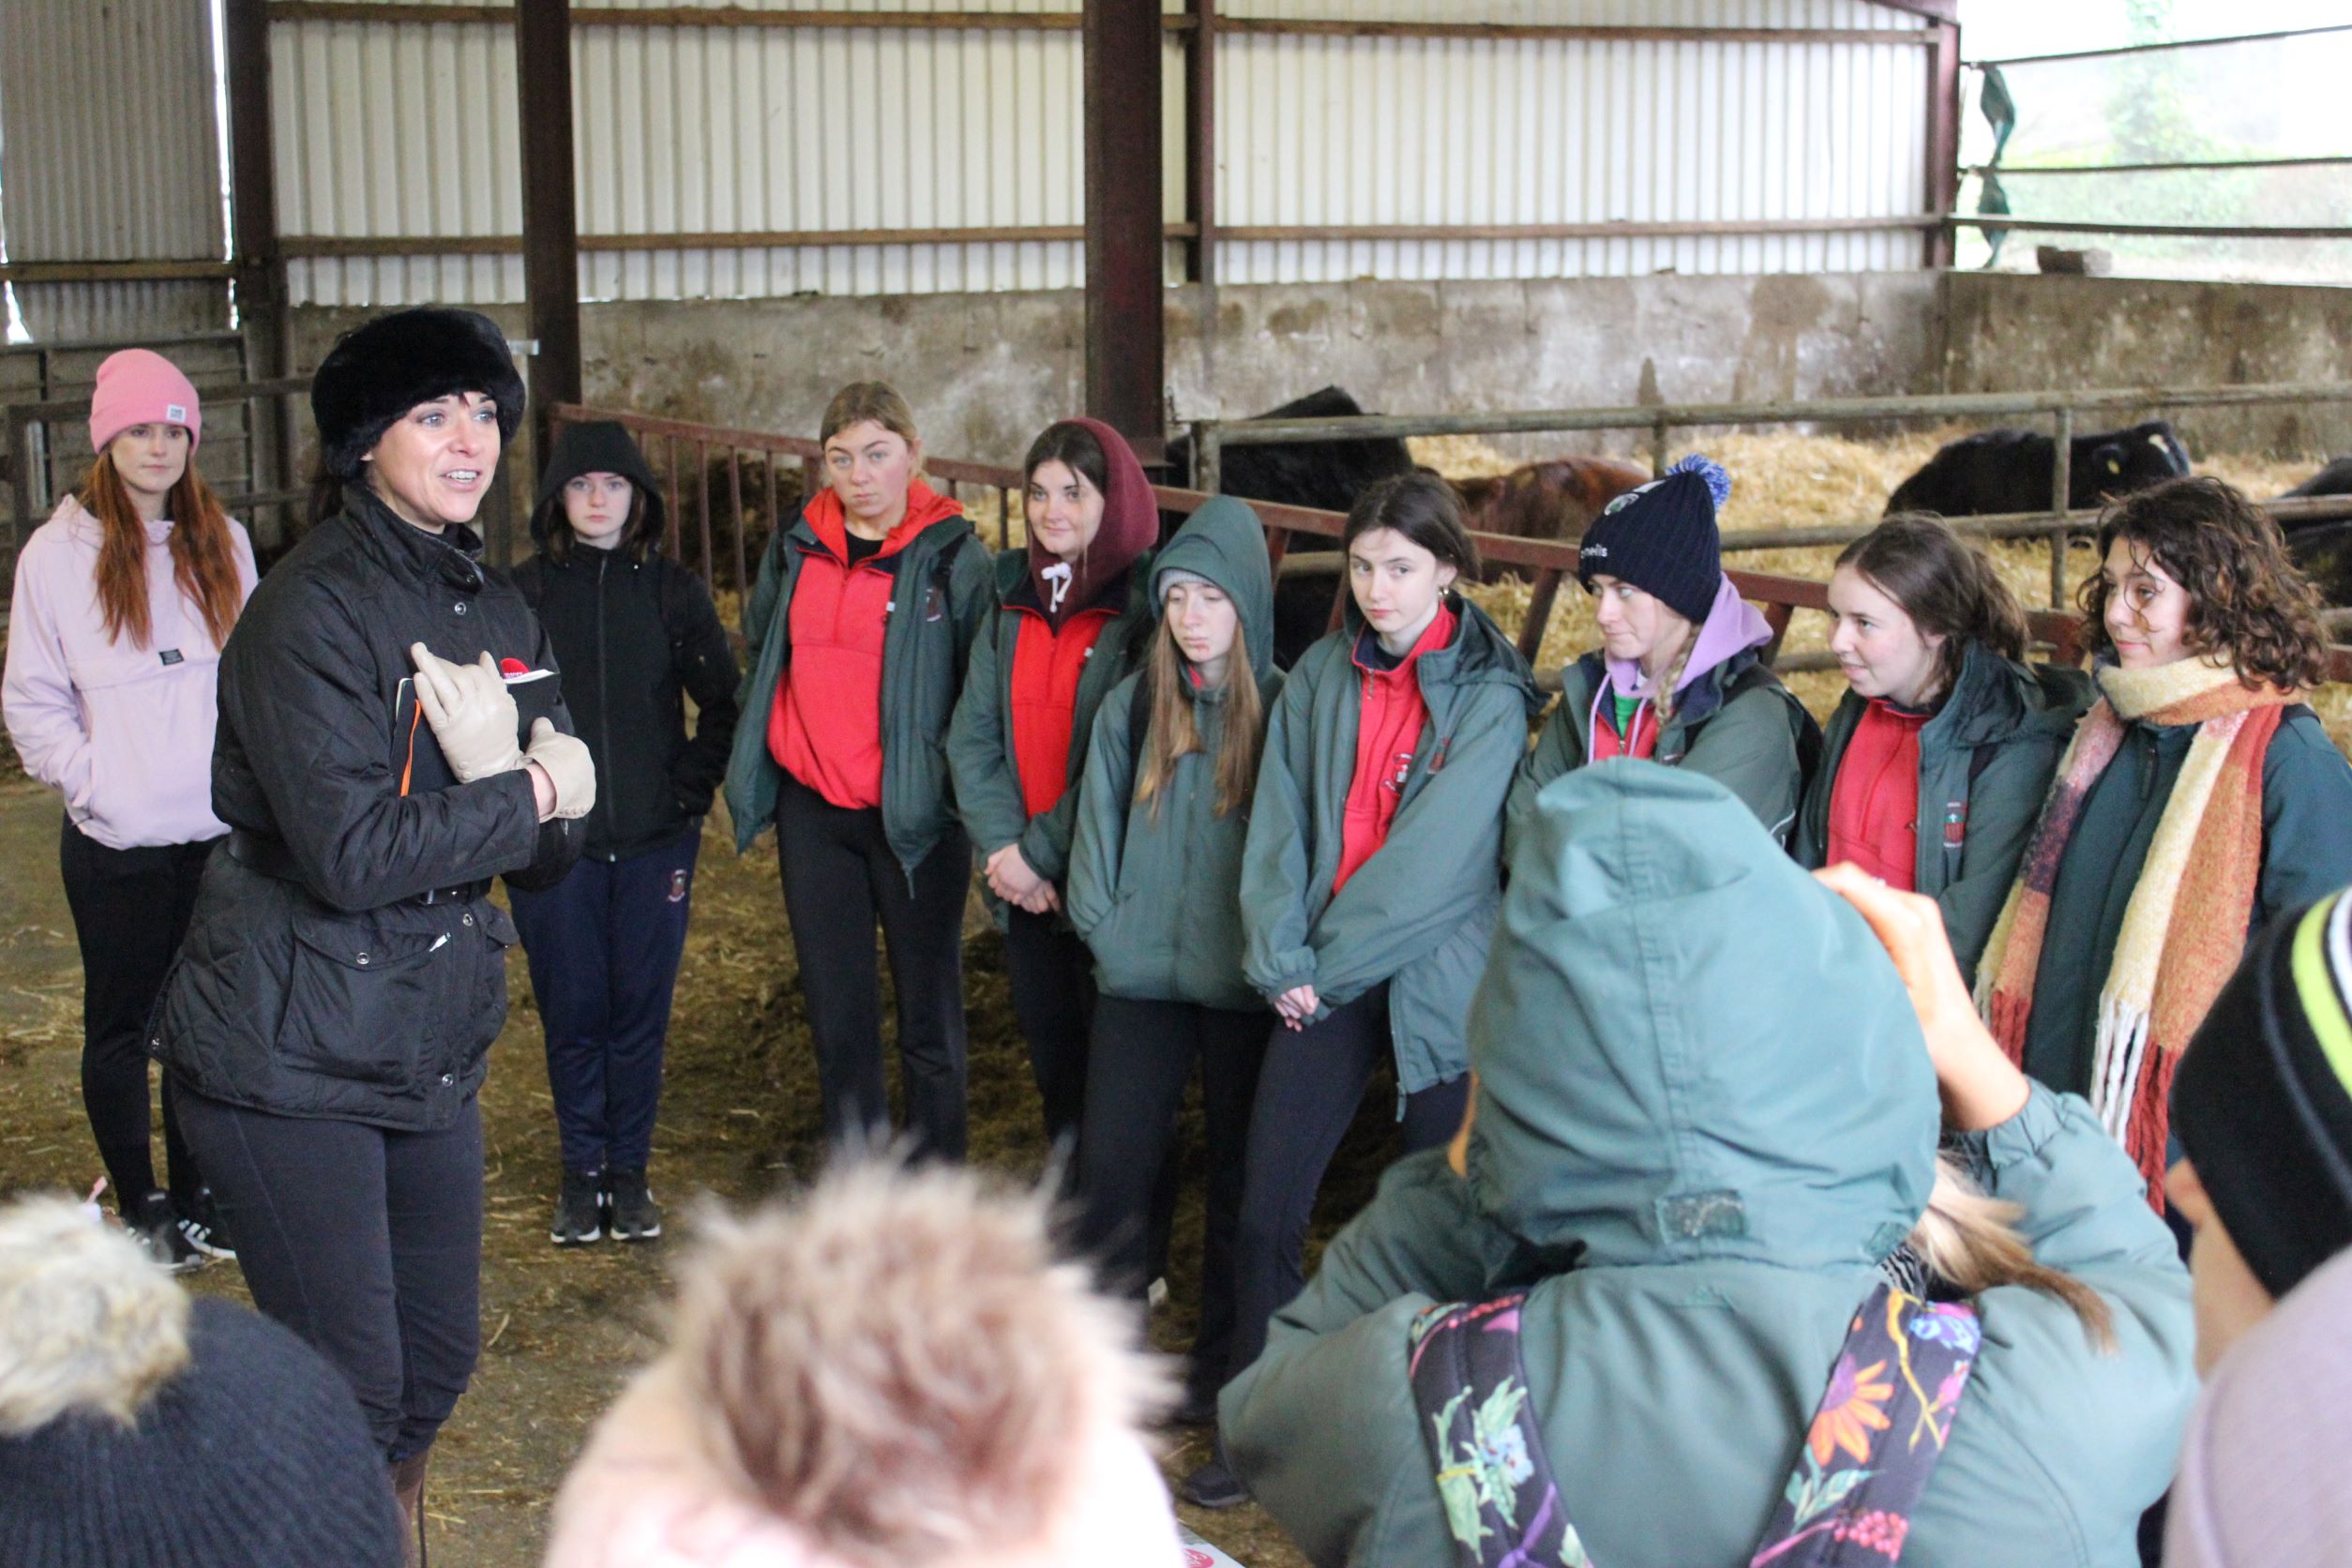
{"left": 3, "top": 497, "right": 256, "bottom": 850}
{"left": 1584, "top": 573, "right": 1774, "bottom": 761}
{"left": 2166, "top": 1246, "right": 2352, "bottom": 1567}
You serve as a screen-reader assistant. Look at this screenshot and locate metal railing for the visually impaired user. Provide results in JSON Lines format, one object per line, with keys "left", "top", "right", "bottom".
{"left": 1185, "top": 380, "right": 2352, "bottom": 616}
{"left": 548, "top": 402, "right": 2142, "bottom": 679}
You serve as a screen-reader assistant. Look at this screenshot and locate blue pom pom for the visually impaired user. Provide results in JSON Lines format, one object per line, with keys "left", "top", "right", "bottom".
{"left": 1669, "top": 452, "right": 1732, "bottom": 508}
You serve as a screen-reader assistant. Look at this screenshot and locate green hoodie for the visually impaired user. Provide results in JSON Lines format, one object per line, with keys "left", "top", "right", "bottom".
{"left": 720, "top": 498, "right": 993, "bottom": 877}
{"left": 1792, "top": 644, "right": 2092, "bottom": 987}
{"left": 1226, "top": 763, "right": 2194, "bottom": 1568}
{"left": 1066, "top": 499, "right": 1281, "bottom": 1011}
{"left": 1239, "top": 596, "right": 1543, "bottom": 1097}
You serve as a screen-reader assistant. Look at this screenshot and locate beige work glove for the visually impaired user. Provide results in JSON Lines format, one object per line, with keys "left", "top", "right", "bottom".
{"left": 525, "top": 717, "right": 596, "bottom": 822}
{"left": 410, "top": 644, "right": 521, "bottom": 782}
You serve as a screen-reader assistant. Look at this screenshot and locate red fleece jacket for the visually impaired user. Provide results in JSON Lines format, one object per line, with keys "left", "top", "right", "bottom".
{"left": 768, "top": 483, "right": 964, "bottom": 809}
{"left": 1825, "top": 697, "right": 1928, "bottom": 890}
{"left": 1334, "top": 602, "right": 1455, "bottom": 896}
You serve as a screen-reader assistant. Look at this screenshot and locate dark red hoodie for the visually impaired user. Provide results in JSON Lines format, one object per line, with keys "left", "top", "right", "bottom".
{"left": 768, "top": 481, "right": 965, "bottom": 810}
{"left": 1008, "top": 418, "right": 1159, "bottom": 820}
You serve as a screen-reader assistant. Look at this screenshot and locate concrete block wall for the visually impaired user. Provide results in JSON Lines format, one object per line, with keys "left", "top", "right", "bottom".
{"left": 286, "top": 270, "right": 2351, "bottom": 479}
{"left": 1939, "top": 274, "right": 2352, "bottom": 460}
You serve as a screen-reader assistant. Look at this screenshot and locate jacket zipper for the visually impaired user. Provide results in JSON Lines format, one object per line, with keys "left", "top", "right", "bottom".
{"left": 596, "top": 553, "right": 616, "bottom": 863}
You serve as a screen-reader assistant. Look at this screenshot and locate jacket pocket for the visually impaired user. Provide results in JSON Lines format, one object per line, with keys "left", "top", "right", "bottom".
{"left": 278, "top": 907, "right": 447, "bottom": 1087}
{"left": 474, "top": 900, "right": 518, "bottom": 1033}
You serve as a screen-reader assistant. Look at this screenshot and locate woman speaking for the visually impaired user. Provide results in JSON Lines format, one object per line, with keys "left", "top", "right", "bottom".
{"left": 150, "top": 307, "right": 594, "bottom": 1563}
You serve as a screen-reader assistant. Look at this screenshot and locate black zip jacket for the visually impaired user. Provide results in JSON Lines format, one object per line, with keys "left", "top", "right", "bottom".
{"left": 507, "top": 549, "right": 739, "bottom": 862}
{"left": 151, "top": 486, "right": 582, "bottom": 1131}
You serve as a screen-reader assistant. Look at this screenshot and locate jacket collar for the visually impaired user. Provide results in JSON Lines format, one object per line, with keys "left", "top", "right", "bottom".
{"left": 343, "top": 483, "right": 488, "bottom": 594}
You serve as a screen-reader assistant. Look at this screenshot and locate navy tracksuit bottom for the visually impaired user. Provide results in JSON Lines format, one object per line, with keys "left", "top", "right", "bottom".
{"left": 507, "top": 824, "right": 701, "bottom": 1175}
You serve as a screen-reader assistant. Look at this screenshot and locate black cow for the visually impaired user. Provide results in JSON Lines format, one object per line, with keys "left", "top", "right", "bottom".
{"left": 1885, "top": 420, "right": 2191, "bottom": 518}
{"left": 1166, "top": 385, "right": 1415, "bottom": 518}
{"left": 1167, "top": 386, "right": 1416, "bottom": 665}
{"left": 2274, "top": 460, "right": 2352, "bottom": 609}
{"left": 2279, "top": 456, "right": 2352, "bottom": 500}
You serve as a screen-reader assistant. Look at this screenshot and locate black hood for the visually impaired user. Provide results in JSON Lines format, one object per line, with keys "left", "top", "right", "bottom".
{"left": 530, "top": 420, "right": 668, "bottom": 550}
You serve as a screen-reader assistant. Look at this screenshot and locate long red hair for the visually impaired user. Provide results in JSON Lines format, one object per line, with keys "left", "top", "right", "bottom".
{"left": 80, "top": 451, "right": 244, "bottom": 652}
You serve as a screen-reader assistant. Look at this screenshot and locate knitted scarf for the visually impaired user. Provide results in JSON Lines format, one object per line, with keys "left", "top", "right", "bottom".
{"left": 1975, "top": 657, "right": 2293, "bottom": 1198}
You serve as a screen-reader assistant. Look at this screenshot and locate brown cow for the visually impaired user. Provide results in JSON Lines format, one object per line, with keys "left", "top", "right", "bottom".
{"left": 1451, "top": 457, "right": 1651, "bottom": 579}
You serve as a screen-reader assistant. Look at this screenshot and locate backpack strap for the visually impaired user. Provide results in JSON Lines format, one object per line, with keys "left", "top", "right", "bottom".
{"left": 1408, "top": 1294, "right": 1591, "bottom": 1568}
{"left": 1746, "top": 1284, "right": 1981, "bottom": 1567}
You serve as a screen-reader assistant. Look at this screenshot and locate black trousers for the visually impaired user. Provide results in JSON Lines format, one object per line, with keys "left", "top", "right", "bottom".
{"left": 174, "top": 1086, "right": 484, "bottom": 1462}
{"left": 1077, "top": 994, "right": 1266, "bottom": 1392}
{"left": 776, "top": 775, "right": 971, "bottom": 1160}
{"left": 58, "top": 820, "right": 213, "bottom": 1211}
{"left": 1223, "top": 983, "right": 1469, "bottom": 1390}
{"left": 1003, "top": 905, "right": 1095, "bottom": 1155}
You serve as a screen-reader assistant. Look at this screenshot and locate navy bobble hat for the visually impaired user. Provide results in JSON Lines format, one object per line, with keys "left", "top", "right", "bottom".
{"left": 0, "top": 1298, "right": 404, "bottom": 1566}
{"left": 1576, "top": 453, "right": 1731, "bottom": 626}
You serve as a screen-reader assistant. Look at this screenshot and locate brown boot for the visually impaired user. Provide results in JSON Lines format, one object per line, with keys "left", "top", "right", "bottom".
{"left": 389, "top": 1449, "right": 431, "bottom": 1568}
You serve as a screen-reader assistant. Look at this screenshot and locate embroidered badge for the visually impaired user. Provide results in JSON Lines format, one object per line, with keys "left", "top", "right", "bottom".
{"left": 158, "top": 649, "right": 184, "bottom": 666}
{"left": 669, "top": 869, "right": 689, "bottom": 903}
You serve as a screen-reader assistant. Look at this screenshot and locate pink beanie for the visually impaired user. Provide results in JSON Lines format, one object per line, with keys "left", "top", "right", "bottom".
{"left": 88, "top": 349, "right": 203, "bottom": 454}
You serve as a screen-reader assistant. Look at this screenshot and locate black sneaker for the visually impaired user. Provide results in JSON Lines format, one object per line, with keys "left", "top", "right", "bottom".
{"left": 177, "top": 1186, "right": 235, "bottom": 1260}
{"left": 606, "top": 1169, "right": 662, "bottom": 1242}
{"left": 1178, "top": 1455, "right": 1248, "bottom": 1510}
{"left": 128, "top": 1190, "right": 203, "bottom": 1274}
{"left": 550, "top": 1169, "right": 604, "bottom": 1245}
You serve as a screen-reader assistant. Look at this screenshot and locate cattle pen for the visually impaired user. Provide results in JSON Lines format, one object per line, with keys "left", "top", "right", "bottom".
{"left": 541, "top": 394, "right": 2352, "bottom": 690}
{"left": 1183, "top": 379, "right": 2352, "bottom": 616}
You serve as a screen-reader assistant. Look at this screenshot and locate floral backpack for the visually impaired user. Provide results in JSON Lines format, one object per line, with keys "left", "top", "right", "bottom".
{"left": 1409, "top": 1283, "right": 1981, "bottom": 1567}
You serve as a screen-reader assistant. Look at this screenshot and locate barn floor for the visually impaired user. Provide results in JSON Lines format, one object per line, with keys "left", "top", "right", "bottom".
{"left": 1, "top": 432, "right": 2345, "bottom": 1566}
{"left": 0, "top": 767, "right": 1363, "bottom": 1567}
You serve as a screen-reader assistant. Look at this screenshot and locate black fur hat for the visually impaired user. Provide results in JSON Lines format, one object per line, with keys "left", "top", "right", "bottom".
{"left": 310, "top": 308, "right": 526, "bottom": 482}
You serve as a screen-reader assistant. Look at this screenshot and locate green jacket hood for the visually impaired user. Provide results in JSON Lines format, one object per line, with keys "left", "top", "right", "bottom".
{"left": 1151, "top": 497, "right": 1275, "bottom": 686}
{"left": 1469, "top": 761, "right": 1937, "bottom": 1274}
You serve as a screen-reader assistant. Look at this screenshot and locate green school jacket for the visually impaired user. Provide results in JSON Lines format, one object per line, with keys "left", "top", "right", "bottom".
{"left": 1224, "top": 764, "right": 2195, "bottom": 1568}
{"left": 1792, "top": 643, "right": 2091, "bottom": 986}
{"left": 1509, "top": 644, "right": 1817, "bottom": 854}
{"left": 1066, "top": 499, "right": 1281, "bottom": 1011}
{"left": 720, "top": 502, "right": 993, "bottom": 879}
{"left": 945, "top": 546, "right": 1159, "bottom": 886}
{"left": 1239, "top": 596, "right": 1542, "bottom": 1096}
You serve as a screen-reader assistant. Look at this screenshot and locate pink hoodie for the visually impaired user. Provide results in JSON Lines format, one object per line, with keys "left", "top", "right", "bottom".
{"left": 3, "top": 496, "right": 256, "bottom": 850}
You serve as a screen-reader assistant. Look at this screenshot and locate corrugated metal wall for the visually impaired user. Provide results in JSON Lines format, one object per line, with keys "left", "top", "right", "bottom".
{"left": 1215, "top": 0, "right": 1929, "bottom": 283}
{"left": 273, "top": 0, "right": 1931, "bottom": 307}
{"left": 0, "top": 0, "right": 230, "bottom": 338}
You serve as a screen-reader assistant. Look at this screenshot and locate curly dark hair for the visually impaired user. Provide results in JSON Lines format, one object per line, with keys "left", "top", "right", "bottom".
{"left": 2077, "top": 475, "right": 2329, "bottom": 691}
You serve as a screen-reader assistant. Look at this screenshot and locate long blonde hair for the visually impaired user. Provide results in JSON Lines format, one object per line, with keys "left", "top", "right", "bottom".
{"left": 1907, "top": 1153, "right": 2117, "bottom": 1351}
{"left": 1133, "top": 614, "right": 1265, "bottom": 821}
